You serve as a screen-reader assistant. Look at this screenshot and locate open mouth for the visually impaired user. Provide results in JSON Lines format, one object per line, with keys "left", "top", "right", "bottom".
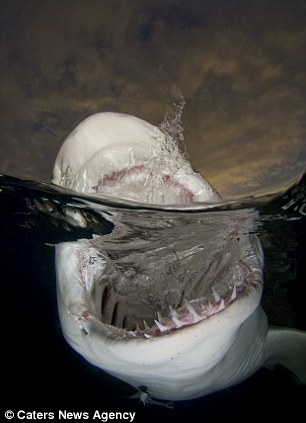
{"left": 72, "top": 215, "right": 263, "bottom": 341}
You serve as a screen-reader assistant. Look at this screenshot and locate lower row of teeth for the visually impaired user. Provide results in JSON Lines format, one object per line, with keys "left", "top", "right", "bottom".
{"left": 120, "top": 284, "right": 238, "bottom": 339}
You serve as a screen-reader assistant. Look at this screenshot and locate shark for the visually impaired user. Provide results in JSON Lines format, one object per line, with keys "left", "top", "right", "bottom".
{"left": 52, "top": 112, "right": 306, "bottom": 403}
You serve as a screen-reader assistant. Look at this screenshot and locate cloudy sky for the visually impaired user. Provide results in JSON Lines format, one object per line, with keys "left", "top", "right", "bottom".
{"left": 1, "top": 0, "right": 305, "bottom": 199}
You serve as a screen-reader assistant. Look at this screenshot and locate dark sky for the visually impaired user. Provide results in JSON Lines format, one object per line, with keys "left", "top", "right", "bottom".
{"left": 1, "top": 0, "right": 306, "bottom": 198}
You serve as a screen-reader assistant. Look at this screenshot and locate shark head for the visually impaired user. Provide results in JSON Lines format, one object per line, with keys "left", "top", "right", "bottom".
{"left": 52, "top": 112, "right": 294, "bottom": 401}
{"left": 55, "top": 232, "right": 265, "bottom": 401}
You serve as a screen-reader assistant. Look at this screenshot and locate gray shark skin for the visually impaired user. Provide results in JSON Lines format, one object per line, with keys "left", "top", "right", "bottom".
{"left": 52, "top": 112, "right": 306, "bottom": 402}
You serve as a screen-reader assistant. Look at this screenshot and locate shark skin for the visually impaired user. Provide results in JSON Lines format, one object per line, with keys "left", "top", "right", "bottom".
{"left": 52, "top": 112, "right": 306, "bottom": 402}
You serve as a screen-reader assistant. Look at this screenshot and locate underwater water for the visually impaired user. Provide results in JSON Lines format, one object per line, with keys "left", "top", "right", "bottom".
{"left": 0, "top": 171, "right": 305, "bottom": 421}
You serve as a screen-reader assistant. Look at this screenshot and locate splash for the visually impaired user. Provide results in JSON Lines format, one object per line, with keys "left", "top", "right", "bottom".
{"left": 158, "top": 95, "right": 188, "bottom": 159}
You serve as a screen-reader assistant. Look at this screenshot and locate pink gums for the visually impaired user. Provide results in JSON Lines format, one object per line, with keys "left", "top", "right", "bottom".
{"left": 93, "top": 165, "right": 195, "bottom": 204}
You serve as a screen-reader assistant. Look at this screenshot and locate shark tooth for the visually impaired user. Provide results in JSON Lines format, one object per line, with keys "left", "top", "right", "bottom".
{"left": 169, "top": 306, "right": 184, "bottom": 328}
{"left": 207, "top": 302, "right": 214, "bottom": 314}
{"left": 212, "top": 287, "right": 221, "bottom": 303}
{"left": 230, "top": 284, "right": 237, "bottom": 301}
{"left": 218, "top": 299, "right": 225, "bottom": 311}
{"left": 157, "top": 311, "right": 164, "bottom": 323}
{"left": 143, "top": 321, "right": 151, "bottom": 331}
{"left": 184, "top": 300, "right": 202, "bottom": 323}
{"left": 154, "top": 320, "right": 168, "bottom": 332}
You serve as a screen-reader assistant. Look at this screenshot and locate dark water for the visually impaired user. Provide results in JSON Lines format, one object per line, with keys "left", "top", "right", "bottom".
{"left": 0, "top": 173, "right": 305, "bottom": 422}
